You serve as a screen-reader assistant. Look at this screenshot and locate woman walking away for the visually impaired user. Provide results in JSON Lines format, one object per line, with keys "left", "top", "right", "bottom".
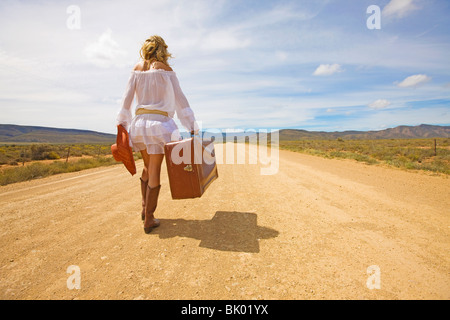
{"left": 116, "top": 35, "right": 198, "bottom": 234}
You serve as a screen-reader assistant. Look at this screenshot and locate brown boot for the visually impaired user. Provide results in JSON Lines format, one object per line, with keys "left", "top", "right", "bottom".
{"left": 140, "top": 178, "right": 147, "bottom": 221}
{"left": 144, "top": 184, "right": 161, "bottom": 234}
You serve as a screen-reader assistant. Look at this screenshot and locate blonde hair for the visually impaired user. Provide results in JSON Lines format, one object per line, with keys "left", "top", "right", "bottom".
{"left": 140, "top": 35, "right": 173, "bottom": 65}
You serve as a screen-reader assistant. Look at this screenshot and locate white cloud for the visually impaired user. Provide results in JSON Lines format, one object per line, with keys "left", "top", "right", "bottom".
{"left": 382, "top": 0, "right": 419, "bottom": 18}
{"left": 84, "top": 29, "right": 128, "bottom": 68}
{"left": 313, "top": 64, "right": 343, "bottom": 76}
{"left": 397, "top": 74, "right": 431, "bottom": 88}
{"left": 368, "top": 99, "right": 391, "bottom": 110}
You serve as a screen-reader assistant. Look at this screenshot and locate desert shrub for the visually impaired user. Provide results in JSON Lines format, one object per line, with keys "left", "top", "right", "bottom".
{"left": 0, "top": 156, "right": 118, "bottom": 185}
{"left": 0, "top": 143, "right": 115, "bottom": 166}
{"left": 279, "top": 138, "right": 449, "bottom": 174}
{"left": 46, "top": 151, "right": 60, "bottom": 159}
{"left": 31, "top": 145, "right": 52, "bottom": 160}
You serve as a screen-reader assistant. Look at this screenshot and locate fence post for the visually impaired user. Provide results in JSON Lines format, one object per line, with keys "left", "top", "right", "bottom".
{"left": 434, "top": 139, "right": 437, "bottom": 156}
{"left": 66, "top": 147, "right": 70, "bottom": 163}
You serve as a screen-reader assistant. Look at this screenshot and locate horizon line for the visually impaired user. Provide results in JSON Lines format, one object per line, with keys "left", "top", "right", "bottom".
{"left": 1, "top": 123, "right": 449, "bottom": 136}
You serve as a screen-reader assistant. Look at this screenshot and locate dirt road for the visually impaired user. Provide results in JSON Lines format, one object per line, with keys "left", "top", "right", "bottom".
{"left": 1, "top": 143, "right": 449, "bottom": 299}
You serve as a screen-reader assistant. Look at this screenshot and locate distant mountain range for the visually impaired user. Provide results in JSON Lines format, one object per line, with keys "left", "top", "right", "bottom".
{"left": 0, "top": 124, "right": 116, "bottom": 143}
{"left": 0, "top": 124, "right": 448, "bottom": 144}
{"left": 278, "top": 124, "right": 450, "bottom": 141}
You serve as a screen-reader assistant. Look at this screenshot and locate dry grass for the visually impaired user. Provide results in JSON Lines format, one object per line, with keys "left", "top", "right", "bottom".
{"left": 0, "top": 143, "right": 114, "bottom": 166}
{"left": 0, "top": 143, "right": 147, "bottom": 186}
{"left": 279, "top": 138, "right": 450, "bottom": 175}
{"left": 0, "top": 156, "right": 120, "bottom": 186}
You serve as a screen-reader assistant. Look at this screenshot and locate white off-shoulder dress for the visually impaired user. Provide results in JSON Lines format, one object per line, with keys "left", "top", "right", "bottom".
{"left": 116, "top": 69, "right": 197, "bottom": 154}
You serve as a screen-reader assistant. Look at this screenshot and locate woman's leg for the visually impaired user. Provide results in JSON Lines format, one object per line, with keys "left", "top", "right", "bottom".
{"left": 143, "top": 153, "right": 164, "bottom": 233}
{"left": 139, "top": 149, "right": 150, "bottom": 220}
{"left": 140, "top": 149, "right": 150, "bottom": 181}
{"left": 147, "top": 153, "right": 165, "bottom": 188}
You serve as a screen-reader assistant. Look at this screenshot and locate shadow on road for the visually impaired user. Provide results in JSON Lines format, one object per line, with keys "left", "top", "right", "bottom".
{"left": 151, "top": 211, "right": 279, "bottom": 253}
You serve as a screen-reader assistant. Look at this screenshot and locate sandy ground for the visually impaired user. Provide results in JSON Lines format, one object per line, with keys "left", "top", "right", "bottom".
{"left": 0, "top": 143, "right": 449, "bottom": 300}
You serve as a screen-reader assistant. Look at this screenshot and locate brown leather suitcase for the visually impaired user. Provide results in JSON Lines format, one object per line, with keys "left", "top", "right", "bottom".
{"left": 164, "top": 136, "right": 218, "bottom": 199}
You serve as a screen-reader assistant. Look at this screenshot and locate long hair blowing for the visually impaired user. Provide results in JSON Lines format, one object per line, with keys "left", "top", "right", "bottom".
{"left": 140, "top": 35, "right": 172, "bottom": 65}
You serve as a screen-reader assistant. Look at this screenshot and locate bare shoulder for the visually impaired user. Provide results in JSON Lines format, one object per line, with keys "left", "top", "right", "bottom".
{"left": 133, "top": 61, "right": 145, "bottom": 71}
{"left": 151, "top": 61, "right": 173, "bottom": 71}
{"left": 132, "top": 61, "right": 173, "bottom": 72}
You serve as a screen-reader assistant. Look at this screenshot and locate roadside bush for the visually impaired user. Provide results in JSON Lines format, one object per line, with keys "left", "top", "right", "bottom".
{"left": 46, "top": 151, "right": 60, "bottom": 159}
{"left": 280, "top": 138, "right": 449, "bottom": 174}
{"left": 0, "top": 156, "right": 118, "bottom": 186}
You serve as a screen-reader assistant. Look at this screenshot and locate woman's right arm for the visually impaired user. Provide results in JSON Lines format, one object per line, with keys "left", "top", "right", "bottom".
{"left": 116, "top": 72, "right": 137, "bottom": 131}
{"left": 171, "top": 74, "right": 198, "bottom": 133}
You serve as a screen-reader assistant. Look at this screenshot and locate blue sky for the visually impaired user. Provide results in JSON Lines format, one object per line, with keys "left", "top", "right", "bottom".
{"left": 0, "top": 0, "right": 449, "bottom": 134}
